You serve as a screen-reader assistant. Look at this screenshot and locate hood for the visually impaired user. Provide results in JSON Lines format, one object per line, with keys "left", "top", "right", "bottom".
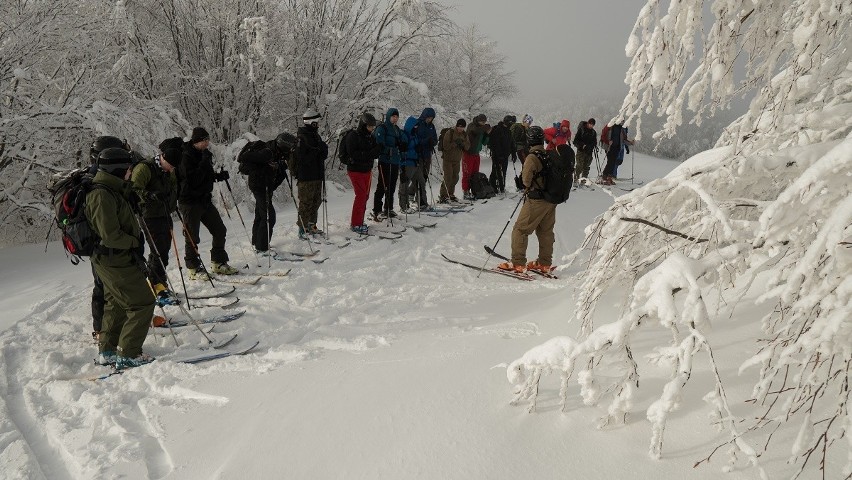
{"left": 385, "top": 108, "right": 399, "bottom": 125}
{"left": 560, "top": 119, "right": 570, "bottom": 129}
{"left": 419, "top": 107, "right": 436, "bottom": 120}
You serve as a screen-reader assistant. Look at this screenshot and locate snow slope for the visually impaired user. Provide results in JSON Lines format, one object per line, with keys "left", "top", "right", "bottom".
{"left": 0, "top": 153, "right": 773, "bottom": 479}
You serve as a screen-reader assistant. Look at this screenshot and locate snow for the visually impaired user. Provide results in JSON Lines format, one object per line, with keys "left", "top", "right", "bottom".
{"left": 0, "top": 152, "right": 806, "bottom": 479}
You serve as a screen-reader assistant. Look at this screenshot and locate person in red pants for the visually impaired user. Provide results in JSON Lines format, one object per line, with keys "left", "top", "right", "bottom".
{"left": 344, "top": 113, "right": 382, "bottom": 233}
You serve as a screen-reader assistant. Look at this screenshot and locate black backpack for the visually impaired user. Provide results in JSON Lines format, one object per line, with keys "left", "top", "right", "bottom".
{"left": 237, "top": 140, "right": 268, "bottom": 175}
{"left": 48, "top": 168, "right": 108, "bottom": 264}
{"left": 469, "top": 172, "right": 495, "bottom": 199}
{"left": 530, "top": 147, "right": 574, "bottom": 204}
{"left": 337, "top": 129, "right": 356, "bottom": 166}
{"left": 437, "top": 127, "right": 451, "bottom": 152}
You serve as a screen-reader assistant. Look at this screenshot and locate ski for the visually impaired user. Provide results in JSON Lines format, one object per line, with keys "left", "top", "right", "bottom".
{"left": 405, "top": 219, "right": 437, "bottom": 228}
{"left": 368, "top": 224, "right": 406, "bottom": 235}
{"left": 154, "top": 310, "right": 246, "bottom": 329}
{"left": 184, "top": 286, "right": 236, "bottom": 300}
{"left": 308, "top": 237, "right": 351, "bottom": 248}
{"left": 192, "top": 297, "right": 241, "bottom": 309}
{"left": 273, "top": 253, "right": 329, "bottom": 263}
{"left": 440, "top": 253, "right": 534, "bottom": 281}
{"left": 429, "top": 207, "right": 473, "bottom": 214}
{"left": 258, "top": 268, "right": 291, "bottom": 277}
{"left": 348, "top": 231, "right": 402, "bottom": 241}
{"left": 482, "top": 246, "right": 559, "bottom": 279}
{"left": 212, "top": 275, "right": 262, "bottom": 285}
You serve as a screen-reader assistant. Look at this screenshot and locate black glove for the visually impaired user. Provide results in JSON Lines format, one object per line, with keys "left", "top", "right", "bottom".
{"left": 216, "top": 170, "right": 230, "bottom": 181}
{"left": 144, "top": 191, "right": 162, "bottom": 202}
{"left": 455, "top": 140, "right": 463, "bottom": 148}
{"left": 625, "top": 145, "right": 630, "bottom": 154}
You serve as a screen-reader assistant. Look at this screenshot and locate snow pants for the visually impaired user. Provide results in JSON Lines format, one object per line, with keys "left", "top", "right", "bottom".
{"left": 93, "top": 254, "right": 154, "bottom": 358}
{"left": 511, "top": 198, "right": 556, "bottom": 266}
{"left": 461, "top": 152, "right": 481, "bottom": 193}
{"left": 297, "top": 180, "right": 322, "bottom": 229}
{"left": 575, "top": 150, "right": 592, "bottom": 181}
{"left": 251, "top": 187, "right": 275, "bottom": 251}
{"left": 440, "top": 157, "right": 460, "bottom": 200}
{"left": 179, "top": 200, "right": 229, "bottom": 270}
{"left": 373, "top": 163, "right": 399, "bottom": 215}
{"left": 348, "top": 170, "right": 372, "bottom": 227}
{"left": 141, "top": 215, "right": 172, "bottom": 287}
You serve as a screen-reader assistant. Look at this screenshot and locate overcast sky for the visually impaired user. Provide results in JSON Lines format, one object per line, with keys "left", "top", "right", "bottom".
{"left": 438, "top": 0, "right": 645, "bottom": 104}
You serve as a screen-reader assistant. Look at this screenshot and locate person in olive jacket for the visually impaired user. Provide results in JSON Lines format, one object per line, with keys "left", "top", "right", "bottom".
{"left": 86, "top": 147, "right": 155, "bottom": 370}
{"left": 238, "top": 133, "right": 291, "bottom": 253}
{"left": 294, "top": 110, "right": 329, "bottom": 237}
{"left": 438, "top": 119, "right": 471, "bottom": 203}
{"left": 344, "top": 113, "right": 382, "bottom": 233}
{"left": 178, "top": 127, "right": 238, "bottom": 279}
{"left": 130, "top": 138, "right": 179, "bottom": 301}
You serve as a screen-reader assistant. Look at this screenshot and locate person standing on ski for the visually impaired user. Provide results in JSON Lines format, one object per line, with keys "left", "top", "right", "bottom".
{"left": 413, "top": 107, "right": 438, "bottom": 208}
{"left": 462, "top": 114, "right": 490, "bottom": 200}
{"left": 294, "top": 110, "right": 329, "bottom": 238}
{"left": 130, "top": 139, "right": 179, "bottom": 304}
{"left": 601, "top": 123, "right": 633, "bottom": 185}
{"left": 543, "top": 119, "right": 571, "bottom": 151}
{"left": 498, "top": 126, "right": 558, "bottom": 275}
{"left": 511, "top": 114, "right": 532, "bottom": 164}
{"left": 239, "top": 133, "right": 291, "bottom": 252}
{"left": 372, "top": 107, "right": 407, "bottom": 220}
{"left": 178, "top": 127, "right": 238, "bottom": 279}
{"left": 438, "top": 119, "right": 470, "bottom": 203}
{"left": 488, "top": 115, "right": 515, "bottom": 194}
{"left": 345, "top": 113, "right": 382, "bottom": 233}
{"left": 87, "top": 147, "right": 155, "bottom": 369}
{"left": 572, "top": 118, "right": 597, "bottom": 185}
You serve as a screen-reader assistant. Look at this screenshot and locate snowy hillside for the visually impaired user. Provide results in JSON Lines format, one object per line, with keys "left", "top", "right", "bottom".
{"left": 0, "top": 152, "right": 817, "bottom": 479}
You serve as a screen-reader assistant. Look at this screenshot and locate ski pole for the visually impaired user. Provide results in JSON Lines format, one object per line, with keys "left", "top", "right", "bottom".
{"left": 220, "top": 175, "right": 256, "bottom": 269}
{"left": 218, "top": 189, "right": 232, "bottom": 220}
{"left": 265, "top": 186, "right": 272, "bottom": 269}
{"left": 169, "top": 224, "right": 191, "bottom": 310}
{"left": 631, "top": 148, "right": 635, "bottom": 185}
{"left": 478, "top": 190, "right": 528, "bottom": 278}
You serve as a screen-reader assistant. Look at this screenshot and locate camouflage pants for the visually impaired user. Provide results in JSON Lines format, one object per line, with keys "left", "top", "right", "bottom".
{"left": 297, "top": 180, "right": 322, "bottom": 228}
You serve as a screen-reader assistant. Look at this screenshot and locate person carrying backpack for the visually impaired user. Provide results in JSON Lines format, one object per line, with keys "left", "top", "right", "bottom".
{"left": 462, "top": 114, "right": 491, "bottom": 200}
{"left": 398, "top": 114, "right": 424, "bottom": 214}
{"left": 412, "top": 107, "right": 438, "bottom": 208}
{"left": 511, "top": 114, "right": 532, "bottom": 164}
{"left": 372, "top": 107, "right": 407, "bottom": 220}
{"left": 488, "top": 115, "right": 515, "bottom": 194}
{"left": 438, "top": 118, "right": 471, "bottom": 203}
{"left": 498, "top": 126, "right": 571, "bottom": 275}
{"left": 178, "top": 127, "right": 238, "bottom": 279}
{"left": 130, "top": 138, "right": 179, "bottom": 303}
{"left": 294, "top": 110, "right": 329, "bottom": 238}
{"left": 543, "top": 119, "right": 571, "bottom": 151}
{"left": 86, "top": 147, "right": 155, "bottom": 369}
{"left": 343, "top": 113, "right": 382, "bottom": 233}
{"left": 572, "top": 118, "right": 597, "bottom": 185}
{"left": 237, "top": 133, "right": 291, "bottom": 252}
{"left": 601, "top": 122, "right": 633, "bottom": 185}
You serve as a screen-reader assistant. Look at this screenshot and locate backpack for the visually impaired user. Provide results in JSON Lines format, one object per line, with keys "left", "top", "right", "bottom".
{"left": 48, "top": 168, "right": 106, "bottom": 264}
{"left": 337, "top": 129, "right": 356, "bottom": 166}
{"left": 609, "top": 124, "right": 624, "bottom": 149}
{"left": 437, "top": 127, "right": 451, "bottom": 152}
{"left": 600, "top": 124, "right": 611, "bottom": 146}
{"left": 469, "top": 172, "right": 495, "bottom": 199}
{"left": 237, "top": 140, "right": 267, "bottom": 175}
{"left": 529, "top": 147, "right": 574, "bottom": 204}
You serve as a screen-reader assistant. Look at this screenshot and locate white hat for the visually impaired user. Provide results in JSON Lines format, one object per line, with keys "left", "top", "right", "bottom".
{"left": 303, "top": 109, "right": 321, "bottom": 124}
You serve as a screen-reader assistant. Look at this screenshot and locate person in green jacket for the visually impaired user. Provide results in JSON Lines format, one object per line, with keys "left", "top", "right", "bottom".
{"left": 130, "top": 139, "right": 179, "bottom": 304}
{"left": 86, "top": 147, "right": 155, "bottom": 370}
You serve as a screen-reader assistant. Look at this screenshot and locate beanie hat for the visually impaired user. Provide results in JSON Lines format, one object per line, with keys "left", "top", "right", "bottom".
{"left": 522, "top": 114, "right": 533, "bottom": 125}
{"left": 503, "top": 115, "right": 514, "bottom": 125}
{"left": 303, "top": 109, "right": 321, "bottom": 124}
{"left": 588, "top": 118, "right": 596, "bottom": 126}
{"left": 190, "top": 127, "right": 210, "bottom": 144}
{"left": 456, "top": 118, "right": 467, "bottom": 128}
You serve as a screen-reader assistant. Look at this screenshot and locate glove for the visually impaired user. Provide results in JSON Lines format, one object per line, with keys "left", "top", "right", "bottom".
{"left": 455, "top": 140, "right": 464, "bottom": 148}
{"left": 625, "top": 145, "right": 630, "bottom": 154}
{"left": 216, "top": 170, "right": 230, "bottom": 181}
{"left": 144, "top": 191, "right": 162, "bottom": 202}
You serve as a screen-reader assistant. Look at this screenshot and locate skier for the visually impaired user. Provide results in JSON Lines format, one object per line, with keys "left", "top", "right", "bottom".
{"left": 130, "top": 139, "right": 179, "bottom": 304}
{"left": 178, "top": 127, "right": 238, "bottom": 279}
{"left": 488, "top": 115, "right": 515, "bottom": 194}
{"left": 238, "top": 133, "right": 291, "bottom": 253}
{"left": 543, "top": 119, "right": 571, "bottom": 151}
{"left": 462, "top": 114, "right": 490, "bottom": 200}
{"left": 412, "top": 107, "right": 438, "bottom": 208}
{"left": 372, "top": 107, "right": 407, "bottom": 220}
{"left": 511, "top": 114, "right": 532, "bottom": 164}
{"left": 87, "top": 147, "right": 155, "bottom": 369}
{"left": 498, "top": 126, "right": 561, "bottom": 275}
{"left": 601, "top": 123, "right": 633, "bottom": 185}
{"left": 344, "top": 113, "right": 382, "bottom": 233}
{"left": 294, "top": 110, "right": 329, "bottom": 237}
{"left": 572, "top": 118, "right": 597, "bottom": 185}
{"left": 438, "top": 119, "right": 470, "bottom": 203}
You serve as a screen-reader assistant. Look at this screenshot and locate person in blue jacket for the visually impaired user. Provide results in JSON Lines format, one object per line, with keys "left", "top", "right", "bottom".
{"left": 372, "top": 108, "right": 408, "bottom": 220}
{"left": 410, "top": 107, "right": 438, "bottom": 208}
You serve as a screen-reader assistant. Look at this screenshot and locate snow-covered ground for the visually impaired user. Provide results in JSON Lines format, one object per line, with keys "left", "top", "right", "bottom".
{"left": 0, "top": 153, "right": 778, "bottom": 479}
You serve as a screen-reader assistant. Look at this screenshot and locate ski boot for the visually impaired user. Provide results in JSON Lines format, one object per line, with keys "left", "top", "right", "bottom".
{"left": 211, "top": 262, "right": 239, "bottom": 275}
{"left": 188, "top": 268, "right": 210, "bottom": 281}
{"left": 115, "top": 352, "right": 155, "bottom": 370}
{"left": 497, "top": 262, "right": 526, "bottom": 274}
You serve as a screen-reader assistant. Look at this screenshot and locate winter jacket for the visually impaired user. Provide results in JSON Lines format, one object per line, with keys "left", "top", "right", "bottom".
{"left": 374, "top": 107, "right": 408, "bottom": 165}
{"left": 488, "top": 121, "right": 513, "bottom": 158}
{"left": 415, "top": 107, "right": 438, "bottom": 160}
{"left": 441, "top": 128, "right": 470, "bottom": 164}
{"left": 521, "top": 145, "right": 547, "bottom": 192}
{"left": 295, "top": 125, "right": 328, "bottom": 182}
{"left": 466, "top": 115, "right": 490, "bottom": 154}
{"left": 572, "top": 122, "right": 598, "bottom": 153}
{"left": 543, "top": 120, "right": 571, "bottom": 151}
{"left": 130, "top": 160, "right": 178, "bottom": 219}
{"left": 345, "top": 125, "right": 382, "bottom": 173}
{"left": 85, "top": 171, "right": 142, "bottom": 266}
{"left": 240, "top": 141, "right": 288, "bottom": 192}
{"left": 401, "top": 115, "right": 419, "bottom": 167}
{"left": 178, "top": 142, "right": 216, "bottom": 204}
{"left": 510, "top": 122, "right": 528, "bottom": 151}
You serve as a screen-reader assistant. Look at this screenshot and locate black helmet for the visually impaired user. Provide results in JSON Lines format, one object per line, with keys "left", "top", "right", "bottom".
{"left": 527, "top": 126, "right": 545, "bottom": 146}
{"left": 275, "top": 132, "right": 297, "bottom": 152}
{"left": 359, "top": 112, "right": 377, "bottom": 128}
{"left": 90, "top": 136, "right": 124, "bottom": 163}
{"left": 97, "top": 147, "right": 135, "bottom": 176}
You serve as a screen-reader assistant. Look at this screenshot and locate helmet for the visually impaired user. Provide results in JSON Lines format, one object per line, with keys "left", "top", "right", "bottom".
{"left": 527, "top": 126, "right": 545, "bottom": 146}
{"left": 303, "top": 109, "right": 321, "bottom": 124}
{"left": 97, "top": 147, "right": 135, "bottom": 175}
{"left": 275, "top": 132, "right": 297, "bottom": 152}
{"left": 359, "top": 112, "right": 377, "bottom": 128}
{"left": 90, "top": 136, "right": 124, "bottom": 163}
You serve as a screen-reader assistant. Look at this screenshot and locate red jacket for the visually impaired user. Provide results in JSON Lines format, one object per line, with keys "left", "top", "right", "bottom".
{"left": 543, "top": 120, "right": 571, "bottom": 151}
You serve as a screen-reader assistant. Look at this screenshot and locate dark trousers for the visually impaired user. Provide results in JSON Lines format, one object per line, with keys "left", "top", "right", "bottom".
{"left": 179, "top": 201, "right": 229, "bottom": 270}
{"left": 490, "top": 155, "right": 509, "bottom": 193}
{"left": 141, "top": 216, "right": 173, "bottom": 287}
{"left": 373, "top": 163, "right": 399, "bottom": 214}
{"left": 296, "top": 180, "right": 322, "bottom": 229}
{"left": 603, "top": 148, "right": 620, "bottom": 177}
{"left": 251, "top": 188, "right": 275, "bottom": 251}
{"left": 91, "top": 263, "right": 104, "bottom": 333}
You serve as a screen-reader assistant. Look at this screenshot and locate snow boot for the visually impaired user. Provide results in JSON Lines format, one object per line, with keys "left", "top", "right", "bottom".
{"left": 526, "top": 261, "right": 555, "bottom": 274}
{"left": 212, "top": 262, "right": 239, "bottom": 275}
{"left": 115, "top": 352, "right": 155, "bottom": 370}
{"left": 188, "top": 268, "right": 210, "bottom": 281}
{"left": 96, "top": 350, "right": 117, "bottom": 366}
{"left": 497, "top": 262, "right": 526, "bottom": 274}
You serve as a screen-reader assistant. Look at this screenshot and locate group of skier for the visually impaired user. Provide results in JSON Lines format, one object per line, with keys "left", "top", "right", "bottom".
{"left": 77, "top": 107, "right": 633, "bottom": 370}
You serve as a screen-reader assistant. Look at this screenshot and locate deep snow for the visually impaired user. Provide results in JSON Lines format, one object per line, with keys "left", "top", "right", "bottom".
{"left": 0, "top": 153, "right": 778, "bottom": 479}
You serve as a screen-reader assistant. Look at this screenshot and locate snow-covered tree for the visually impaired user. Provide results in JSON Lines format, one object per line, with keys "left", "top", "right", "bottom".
{"left": 508, "top": 1, "right": 852, "bottom": 478}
